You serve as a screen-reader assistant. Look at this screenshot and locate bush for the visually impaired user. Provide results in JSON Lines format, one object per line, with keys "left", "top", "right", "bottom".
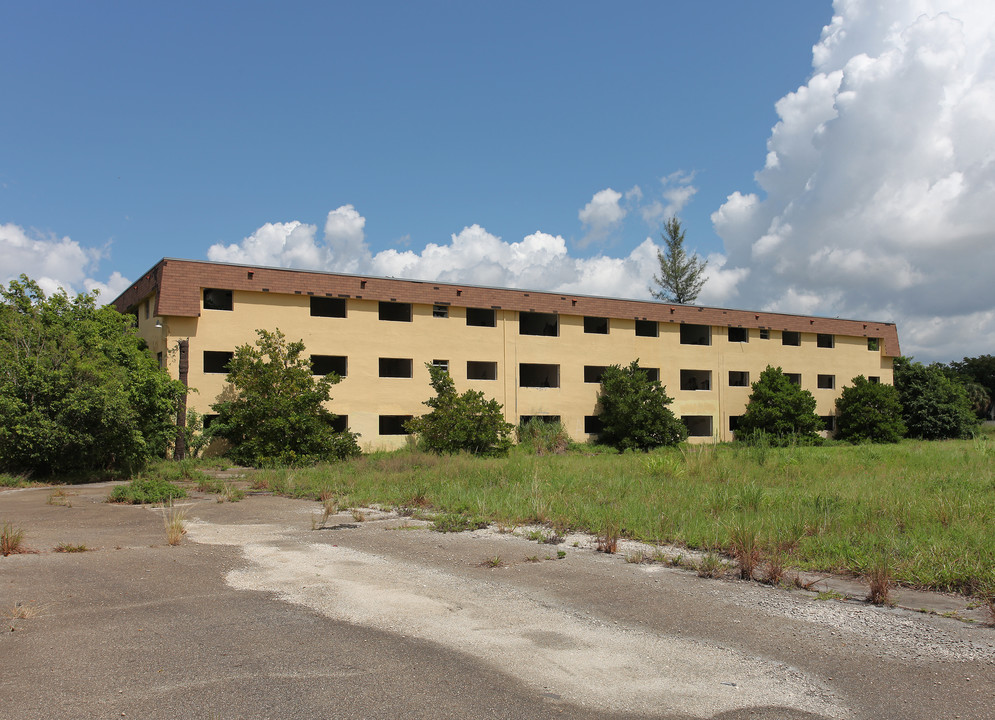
{"left": 597, "top": 361, "right": 687, "bottom": 451}
{"left": 516, "top": 418, "right": 569, "bottom": 455}
{"left": 109, "top": 478, "right": 187, "bottom": 504}
{"left": 0, "top": 276, "right": 185, "bottom": 476}
{"left": 736, "top": 365, "right": 821, "bottom": 443}
{"left": 893, "top": 357, "right": 979, "bottom": 440}
{"left": 208, "top": 329, "right": 361, "bottom": 467}
{"left": 406, "top": 364, "right": 513, "bottom": 456}
{"left": 835, "top": 376, "right": 906, "bottom": 443}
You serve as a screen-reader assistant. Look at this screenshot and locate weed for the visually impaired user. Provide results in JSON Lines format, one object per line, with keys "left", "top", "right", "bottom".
{"left": 481, "top": 556, "right": 505, "bottom": 568}
{"left": 728, "top": 520, "right": 762, "bottom": 580}
{"left": 596, "top": 520, "right": 620, "bottom": 554}
{"left": 572, "top": 541, "right": 580, "bottom": 548}
{"left": 220, "top": 482, "right": 244, "bottom": 502}
{"left": 250, "top": 475, "right": 269, "bottom": 491}
{"left": 866, "top": 558, "right": 893, "bottom": 605}
{"left": 162, "top": 504, "right": 187, "bottom": 546}
{"left": 351, "top": 508, "right": 366, "bottom": 522}
{"left": 517, "top": 418, "right": 569, "bottom": 455}
{"left": 525, "top": 555, "right": 540, "bottom": 563}
{"left": 109, "top": 478, "right": 186, "bottom": 505}
{"left": 54, "top": 543, "right": 88, "bottom": 553}
{"left": 1, "top": 522, "right": 25, "bottom": 556}
{"left": 625, "top": 551, "right": 645, "bottom": 564}
{"left": 10, "top": 602, "right": 37, "bottom": 620}
{"left": 432, "top": 513, "right": 488, "bottom": 533}
{"left": 816, "top": 590, "right": 849, "bottom": 601}
{"left": 526, "top": 528, "right": 563, "bottom": 545}
{"left": 0, "top": 473, "right": 31, "bottom": 488}
{"left": 46, "top": 488, "right": 73, "bottom": 507}
{"left": 763, "top": 551, "right": 786, "bottom": 586}
{"left": 697, "top": 553, "right": 725, "bottom": 578}
{"left": 556, "top": 549, "right": 566, "bottom": 559}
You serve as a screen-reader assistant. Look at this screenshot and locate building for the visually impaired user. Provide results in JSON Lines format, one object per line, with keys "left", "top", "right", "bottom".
{"left": 113, "top": 258, "right": 901, "bottom": 449}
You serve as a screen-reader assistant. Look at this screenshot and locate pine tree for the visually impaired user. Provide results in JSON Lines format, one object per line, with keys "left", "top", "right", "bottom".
{"left": 650, "top": 217, "right": 708, "bottom": 304}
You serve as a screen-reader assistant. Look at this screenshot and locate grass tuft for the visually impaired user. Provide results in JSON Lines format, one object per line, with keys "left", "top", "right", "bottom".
{"left": 866, "top": 558, "right": 893, "bottom": 605}
{"left": 697, "top": 552, "right": 726, "bottom": 578}
{"left": 2, "top": 521, "right": 26, "bottom": 556}
{"left": 46, "top": 488, "right": 73, "bottom": 507}
{"left": 596, "top": 520, "right": 620, "bottom": 554}
{"left": 431, "top": 512, "right": 488, "bottom": 533}
{"left": 729, "top": 521, "right": 763, "bottom": 580}
{"left": 109, "top": 478, "right": 186, "bottom": 505}
{"left": 162, "top": 504, "right": 187, "bottom": 546}
{"left": 54, "top": 543, "right": 88, "bottom": 553}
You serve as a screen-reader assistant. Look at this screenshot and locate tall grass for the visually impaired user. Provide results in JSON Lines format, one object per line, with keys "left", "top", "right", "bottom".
{"left": 256, "top": 428, "right": 995, "bottom": 596}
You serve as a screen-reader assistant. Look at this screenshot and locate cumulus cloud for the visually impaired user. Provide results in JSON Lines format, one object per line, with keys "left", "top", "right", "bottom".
{"left": 0, "top": 223, "right": 130, "bottom": 300}
{"left": 641, "top": 171, "right": 699, "bottom": 226}
{"left": 711, "top": 0, "right": 995, "bottom": 361}
{"left": 578, "top": 188, "right": 626, "bottom": 246}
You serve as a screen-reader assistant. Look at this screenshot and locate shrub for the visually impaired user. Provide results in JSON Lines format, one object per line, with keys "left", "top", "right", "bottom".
{"left": 406, "top": 364, "right": 513, "bottom": 456}
{"left": 834, "top": 376, "right": 906, "bottom": 443}
{"left": 596, "top": 361, "right": 687, "bottom": 451}
{"left": 209, "top": 329, "right": 361, "bottom": 467}
{"left": 109, "top": 478, "right": 187, "bottom": 504}
{"left": 516, "top": 418, "right": 569, "bottom": 455}
{"left": 736, "top": 366, "right": 821, "bottom": 443}
{"left": 0, "top": 276, "right": 184, "bottom": 476}
{"left": 893, "top": 357, "right": 979, "bottom": 439}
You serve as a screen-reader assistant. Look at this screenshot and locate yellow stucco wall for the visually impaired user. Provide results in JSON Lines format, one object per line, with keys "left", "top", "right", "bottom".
{"left": 132, "top": 288, "right": 896, "bottom": 450}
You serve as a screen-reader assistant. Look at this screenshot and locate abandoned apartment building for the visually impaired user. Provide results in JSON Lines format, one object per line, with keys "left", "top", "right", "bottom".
{"left": 113, "top": 258, "right": 901, "bottom": 449}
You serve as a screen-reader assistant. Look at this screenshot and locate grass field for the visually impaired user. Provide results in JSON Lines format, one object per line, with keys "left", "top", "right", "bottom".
{"left": 253, "top": 426, "right": 995, "bottom": 597}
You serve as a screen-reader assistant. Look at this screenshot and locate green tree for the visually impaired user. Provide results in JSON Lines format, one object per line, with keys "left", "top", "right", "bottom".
{"left": 946, "top": 354, "right": 995, "bottom": 419}
{"left": 209, "top": 329, "right": 359, "bottom": 466}
{"left": 737, "top": 365, "right": 822, "bottom": 443}
{"left": 596, "top": 361, "right": 687, "bottom": 451}
{"left": 893, "top": 357, "right": 978, "bottom": 440}
{"left": 0, "top": 276, "right": 184, "bottom": 476}
{"left": 406, "top": 363, "right": 513, "bottom": 456}
{"left": 834, "top": 376, "right": 906, "bottom": 443}
{"left": 649, "top": 217, "right": 708, "bottom": 304}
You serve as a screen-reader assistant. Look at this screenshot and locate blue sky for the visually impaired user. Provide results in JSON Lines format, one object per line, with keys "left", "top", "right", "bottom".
{"left": 3, "top": 1, "right": 993, "bottom": 362}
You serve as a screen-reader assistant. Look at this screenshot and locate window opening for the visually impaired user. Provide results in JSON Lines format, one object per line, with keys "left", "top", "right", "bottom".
{"left": 728, "top": 327, "right": 748, "bottom": 343}
{"left": 584, "top": 416, "right": 604, "bottom": 434}
{"left": 584, "top": 316, "right": 608, "bottom": 334}
{"left": 785, "top": 373, "right": 802, "bottom": 385}
{"left": 638, "top": 367, "right": 660, "bottom": 382}
{"left": 330, "top": 415, "right": 348, "bottom": 433}
{"left": 682, "top": 416, "right": 713, "bottom": 437}
{"left": 817, "top": 374, "right": 835, "bottom": 389}
{"left": 584, "top": 366, "right": 606, "bottom": 384}
{"left": 203, "top": 288, "right": 233, "bottom": 311}
{"left": 379, "top": 415, "right": 412, "bottom": 435}
{"left": 759, "top": 328, "right": 770, "bottom": 340}
{"left": 817, "top": 333, "right": 834, "bottom": 348}
{"left": 433, "top": 305, "right": 449, "bottom": 318}
{"left": 821, "top": 416, "right": 836, "bottom": 432}
{"left": 379, "top": 302, "right": 412, "bottom": 322}
{"left": 729, "top": 416, "right": 742, "bottom": 432}
{"left": 466, "top": 307, "right": 496, "bottom": 327}
{"left": 869, "top": 376, "right": 881, "bottom": 384}
{"left": 203, "top": 351, "right": 234, "bottom": 374}
{"left": 519, "top": 415, "right": 561, "bottom": 425}
{"left": 311, "top": 297, "right": 346, "bottom": 317}
{"left": 679, "top": 324, "right": 711, "bottom": 345}
{"left": 311, "top": 355, "right": 347, "bottom": 377}
{"left": 868, "top": 337, "right": 880, "bottom": 351}
{"left": 520, "top": 311, "right": 558, "bottom": 336}
{"left": 379, "top": 358, "right": 413, "bottom": 378}
{"left": 782, "top": 331, "right": 801, "bottom": 346}
{"left": 467, "top": 361, "right": 497, "bottom": 380}
{"left": 520, "top": 363, "right": 559, "bottom": 388}
{"left": 680, "top": 369, "right": 711, "bottom": 391}
{"left": 432, "top": 359, "right": 449, "bottom": 373}
{"left": 635, "top": 320, "right": 658, "bottom": 337}
{"left": 729, "top": 371, "right": 750, "bottom": 387}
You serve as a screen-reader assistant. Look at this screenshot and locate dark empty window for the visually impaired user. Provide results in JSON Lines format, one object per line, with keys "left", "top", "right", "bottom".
{"left": 729, "top": 371, "right": 750, "bottom": 387}
{"left": 379, "top": 302, "right": 412, "bottom": 322}
{"left": 156, "top": 351, "right": 163, "bottom": 368}
{"left": 520, "top": 311, "right": 558, "bottom": 336}
{"left": 638, "top": 367, "right": 660, "bottom": 382}
{"left": 821, "top": 416, "right": 836, "bottom": 432}
{"left": 817, "top": 374, "right": 835, "bottom": 389}
{"left": 433, "top": 305, "right": 449, "bottom": 318}
{"left": 782, "top": 331, "right": 801, "bottom": 346}
{"left": 817, "top": 333, "right": 834, "bottom": 348}
{"left": 759, "top": 329, "right": 770, "bottom": 340}
{"left": 584, "top": 415, "right": 604, "bottom": 434}
{"left": 868, "top": 337, "right": 880, "bottom": 351}
{"left": 520, "top": 415, "right": 561, "bottom": 426}
{"left": 520, "top": 363, "right": 559, "bottom": 387}
{"left": 432, "top": 359, "right": 449, "bottom": 373}
{"left": 379, "top": 358, "right": 413, "bottom": 378}
{"left": 311, "top": 355, "right": 347, "bottom": 377}
{"left": 204, "top": 351, "right": 234, "bottom": 374}
{"left": 467, "top": 361, "right": 497, "bottom": 380}
{"left": 728, "top": 327, "right": 748, "bottom": 343}
{"left": 635, "top": 320, "right": 658, "bottom": 337}
{"left": 311, "top": 297, "right": 346, "bottom": 318}
{"left": 869, "top": 376, "right": 881, "bottom": 384}
{"left": 679, "top": 324, "right": 710, "bottom": 345}
{"left": 203, "top": 288, "right": 233, "bottom": 311}
{"left": 203, "top": 414, "right": 220, "bottom": 430}
{"left": 466, "top": 307, "right": 496, "bottom": 327}
{"left": 729, "top": 416, "right": 742, "bottom": 432}
{"left": 584, "top": 366, "right": 607, "bottom": 383}
{"left": 330, "top": 415, "right": 349, "bottom": 433}
{"left": 682, "top": 416, "right": 713, "bottom": 437}
{"left": 584, "top": 316, "right": 608, "bottom": 334}
{"left": 785, "top": 373, "right": 802, "bottom": 385}
{"left": 379, "top": 415, "right": 412, "bottom": 435}
{"left": 680, "top": 369, "right": 711, "bottom": 391}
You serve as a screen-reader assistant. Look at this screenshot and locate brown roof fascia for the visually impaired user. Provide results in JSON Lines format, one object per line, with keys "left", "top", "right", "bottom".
{"left": 112, "top": 258, "right": 901, "bottom": 357}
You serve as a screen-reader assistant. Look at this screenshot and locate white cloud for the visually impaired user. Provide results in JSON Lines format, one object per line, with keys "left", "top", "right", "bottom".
{"left": 0, "top": 223, "right": 129, "bottom": 300}
{"left": 710, "top": 0, "right": 995, "bottom": 361}
{"left": 578, "top": 188, "right": 626, "bottom": 246}
{"left": 641, "top": 171, "right": 699, "bottom": 226}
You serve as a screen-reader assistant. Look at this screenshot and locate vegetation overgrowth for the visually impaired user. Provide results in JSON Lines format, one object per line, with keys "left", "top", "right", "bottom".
{"left": 251, "top": 426, "right": 995, "bottom": 597}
